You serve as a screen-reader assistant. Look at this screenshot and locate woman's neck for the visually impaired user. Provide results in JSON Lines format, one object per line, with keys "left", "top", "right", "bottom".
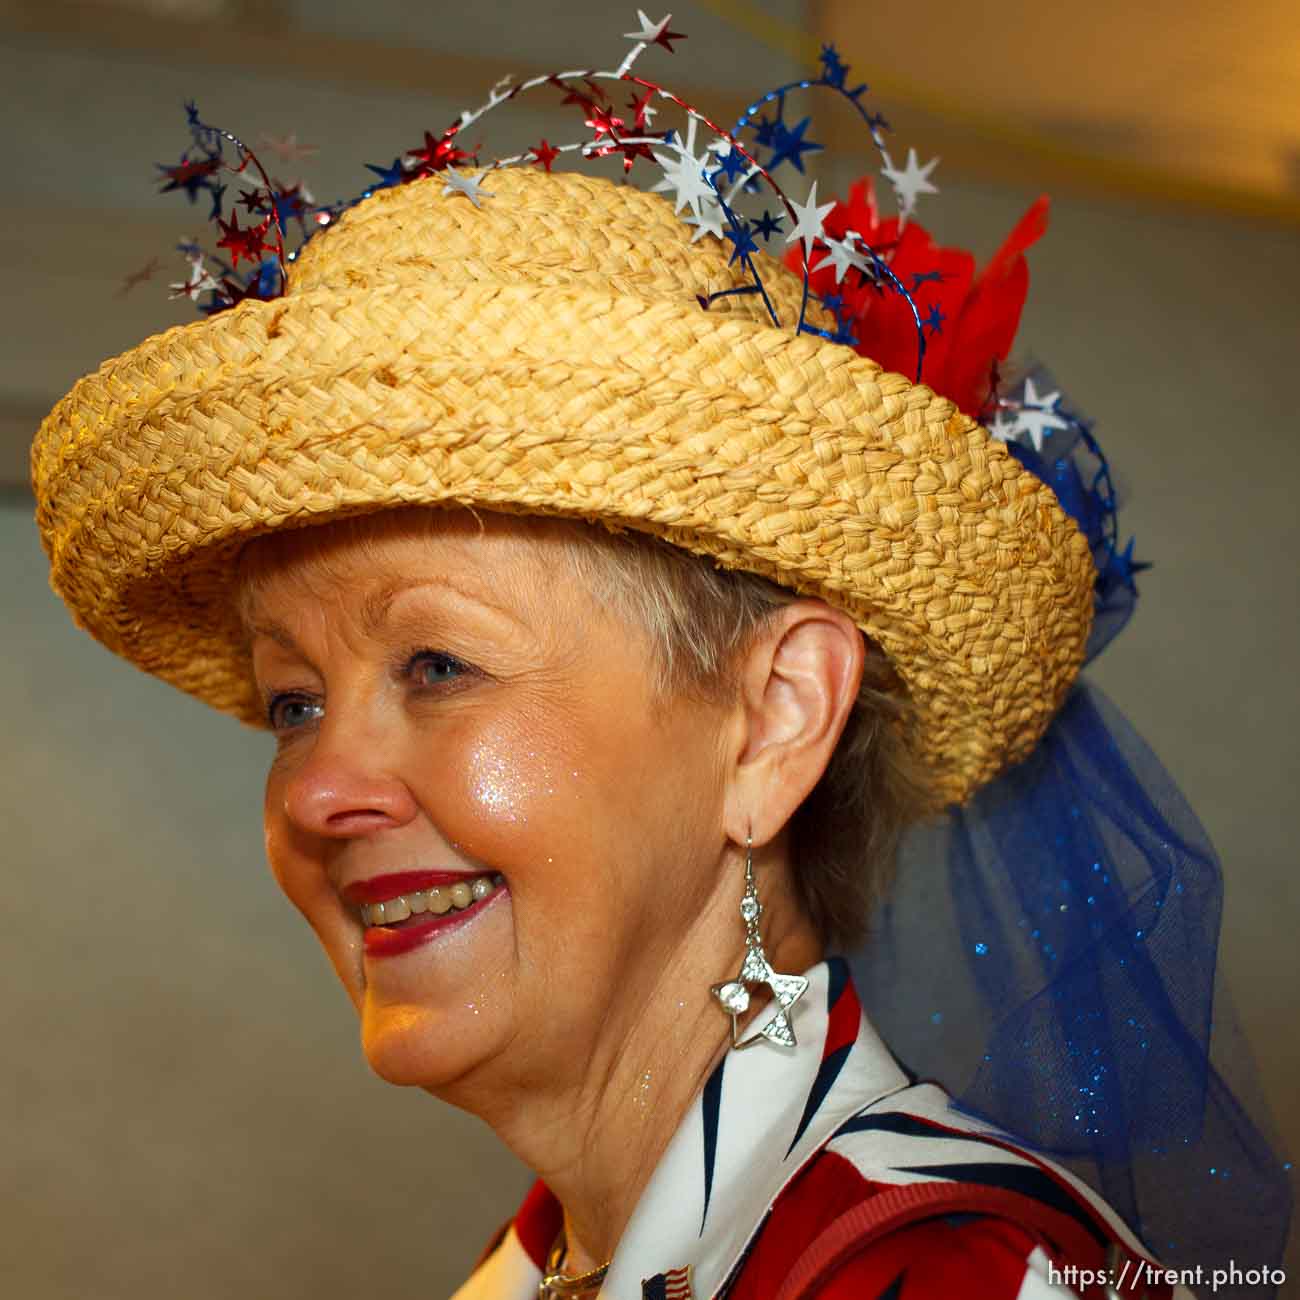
{"left": 431, "top": 867, "right": 823, "bottom": 1274}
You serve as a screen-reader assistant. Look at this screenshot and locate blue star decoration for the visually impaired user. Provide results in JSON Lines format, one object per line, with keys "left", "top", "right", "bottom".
{"left": 365, "top": 158, "right": 406, "bottom": 189}
{"left": 818, "top": 42, "right": 868, "bottom": 100}
{"left": 767, "top": 116, "right": 823, "bottom": 174}
{"left": 819, "top": 42, "right": 847, "bottom": 88}
{"left": 912, "top": 269, "right": 947, "bottom": 289}
{"left": 724, "top": 218, "right": 759, "bottom": 269}
{"left": 752, "top": 209, "right": 783, "bottom": 241}
{"left": 711, "top": 144, "right": 748, "bottom": 186}
{"left": 752, "top": 114, "right": 778, "bottom": 149}
{"left": 1100, "top": 537, "right": 1152, "bottom": 595}
{"left": 922, "top": 303, "right": 946, "bottom": 335}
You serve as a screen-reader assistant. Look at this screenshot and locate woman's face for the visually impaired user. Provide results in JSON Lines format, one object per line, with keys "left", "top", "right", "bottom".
{"left": 240, "top": 509, "right": 734, "bottom": 1098}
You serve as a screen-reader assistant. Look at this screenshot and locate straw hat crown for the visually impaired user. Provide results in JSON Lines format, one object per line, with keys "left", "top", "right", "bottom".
{"left": 30, "top": 168, "right": 1094, "bottom": 807}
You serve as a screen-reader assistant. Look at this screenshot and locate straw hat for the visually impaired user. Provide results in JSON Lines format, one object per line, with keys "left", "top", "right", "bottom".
{"left": 29, "top": 167, "right": 1094, "bottom": 808}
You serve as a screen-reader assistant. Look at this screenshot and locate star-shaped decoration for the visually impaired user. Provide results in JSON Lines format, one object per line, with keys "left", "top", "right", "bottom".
{"left": 115, "top": 256, "right": 162, "bottom": 298}
{"left": 711, "top": 952, "right": 809, "bottom": 1049}
{"left": 820, "top": 230, "right": 871, "bottom": 283}
{"left": 911, "top": 269, "right": 947, "bottom": 288}
{"left": 586, "top": 104, "right": 627, "bottom": 141}
{"left": 922, "top": 303, "right": 946, "bottom": 335}
{"left": 767, "top": 116, "right": 822, "bottom": 174}
{"left": 1010, "top": 377, "right": 1071, "bottom": 452}
{"left": 1102, "top": 536, "right": 1152, "bottom": 594}
{"left": 206, "top": 181, "right": 227, "bottom": 222}
{"left": 157, "top": 153, "right": 222, "bottom": 202}
{"left": 624, "top": 9, "right": 685, "bottom": 52}
{"left": 783, "top": 180, "right": 835, "bottom": 259}
{"left": 365, "top": 158, "right": 406, "bottom": 189}
{"left": 626, "top": 87, "right": 659, "bottom": 129}
{"left": 988, "top": 407, "right": 1019, "bottom": 443}
{"left": 405, "top": 128, "right": 474, "bottom": 175}
{"left": 271, "top": 181, "right": 313, "bottom": 227}
{"left": 881, "top": 147, "right": 940, "bottom": 218}
{"left": 169, "top": 251, "right": 219, "bottom": 301}
{"left": 529, "top": 138, "right": 561, "bottom": 172}
{"left": 724, "top": 218, "right": 759, "bottom": 268}
{"left": 236, "top": 186, "right": 269, "bottom": 215}
{"left": 652, "top": 115, "right": 716, "bottom": 218}
{"left": 215, "top": 211, "right": 272, "bottom": 268}
{"left": 752, "top": 113, "right": 778, "bottom": 149}
{"left": 710, "top": 141, "right": 748, "bottom": 186}
{"left": 684, "top": 198, "right": 725, "bottom": 243}
{"left": 257, "top": 132, "right": 319, "bottom": 164}
{"left": 441, "top": 168, "right": 495, "bottom": 207}
{"left": 819, "top": 42, "right": 847, "bottom": 88}
{"left": 752, "top": 209, "right": 784, "bottom": 241}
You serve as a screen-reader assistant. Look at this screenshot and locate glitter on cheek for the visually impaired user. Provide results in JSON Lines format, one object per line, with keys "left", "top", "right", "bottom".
{"left": 468, "top": 749, "right": 528, "bottom": 824}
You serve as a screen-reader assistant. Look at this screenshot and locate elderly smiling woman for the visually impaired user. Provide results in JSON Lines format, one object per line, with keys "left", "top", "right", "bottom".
{"left": 28, "top": 28, "right": 1289, "bottom": 1300}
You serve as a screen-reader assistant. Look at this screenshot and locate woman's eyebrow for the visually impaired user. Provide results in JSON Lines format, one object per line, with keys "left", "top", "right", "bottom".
{"left": 243, "top": 575, "right": 523, "bottom": 649}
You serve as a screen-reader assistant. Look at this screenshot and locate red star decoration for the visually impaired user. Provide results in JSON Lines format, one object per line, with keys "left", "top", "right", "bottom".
{"left": 237, "top": 187, "right": 271, "bottom": 215}
{"left": 158, "top": 156, "right": 221, "bottom": 193}
{"left": 586, "top": 105, "right": 626, "bottom": 141}
{"left": 530, "top": 138, "right": 560, "bottom": 172}
{"left": 215, "top": 212, "right": 273, "bottom": 268}
{"left": 626, "top": 87, "right": 656, "bottom": 131}
{"left": 651, "top": 21, "right": 686, "bottom": 52}
{"left": 591, "top": 138, "right": 657, "bottom": 176}
{"left": 405, "top": 128, "right": 475, "bottom": 176}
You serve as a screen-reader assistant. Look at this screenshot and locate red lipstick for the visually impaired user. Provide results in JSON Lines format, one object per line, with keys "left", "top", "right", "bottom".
{"left": 343, "top": 870, "right": 482, "bottom": 907}
{"left": 360, "top": 883, "right": 507, "bottom": 958}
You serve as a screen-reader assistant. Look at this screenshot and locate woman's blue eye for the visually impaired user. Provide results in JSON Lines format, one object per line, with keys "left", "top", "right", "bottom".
{"left": 264, "top": 649, "right": 467, "bottom": 732}
{"left": 406, "top": 649, "right": 464, "bottom": 686}
{"left": 266, "top": 695, "right": 321, "bottom": 732}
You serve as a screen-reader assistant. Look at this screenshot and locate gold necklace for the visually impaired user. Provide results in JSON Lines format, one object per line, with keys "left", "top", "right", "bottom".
{"left": 538, "top": 1230, "right": 611, "bottom": 1299}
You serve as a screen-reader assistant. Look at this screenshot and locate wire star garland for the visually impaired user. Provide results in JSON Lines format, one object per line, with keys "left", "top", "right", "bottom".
{"left": 141, "top": 9, "right": 1147, "bottom": 643}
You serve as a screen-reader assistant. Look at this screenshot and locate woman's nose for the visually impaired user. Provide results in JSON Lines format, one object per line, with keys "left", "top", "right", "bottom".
{"left": 278, "top": 727, "right": 420, "bottom": 839}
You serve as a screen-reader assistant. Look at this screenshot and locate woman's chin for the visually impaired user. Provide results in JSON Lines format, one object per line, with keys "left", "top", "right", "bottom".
{"left": 360, "top": 1000, "right": 499, "bottom": 1088}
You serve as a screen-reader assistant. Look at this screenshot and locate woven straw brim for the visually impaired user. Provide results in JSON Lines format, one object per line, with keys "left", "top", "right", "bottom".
{"left": 30, "top": 170, "right": 1094, "bottom": 808}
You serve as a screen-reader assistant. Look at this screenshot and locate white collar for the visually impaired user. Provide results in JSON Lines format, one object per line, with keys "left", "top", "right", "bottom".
{"left": 454, "top": 957, "right": 912, "bottom": 1300}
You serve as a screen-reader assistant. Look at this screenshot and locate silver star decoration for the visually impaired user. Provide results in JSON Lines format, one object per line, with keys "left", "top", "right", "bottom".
{"left": 1010, "top": 377, "right": 1071, "bottom": 452}
{"left": 441, "top": 168, "right": 496, "bottom": 208}
{"left": 988, "top": 408, "right": 1020, "bottom": 444}
{"left": 169, "top": 251, "right": 218, "bottom": 301}
{"left": 783, "top": 180, "right": 836, "bottom": 260}
{"left": 624, "top": 9, "right": 675, "bottom": 43}
{"left": 820, "top": 230, "right": 871, "bottom": 283}
{"left": 710, "top": 841, "right": 809, "bottom": 1049}
{"left": 881, "top": 147, "right": 940, "bottom": 219}
{"left": 712, "top": 956, "right": 809, "bottom": 1050}
{"left": 652, "top": 116, "right": 716, "bottom": 218}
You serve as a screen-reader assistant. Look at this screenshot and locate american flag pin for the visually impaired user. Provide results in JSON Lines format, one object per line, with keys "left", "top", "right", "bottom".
{"left": 642, "top": 1263, "right": 694, "bottom": 1299}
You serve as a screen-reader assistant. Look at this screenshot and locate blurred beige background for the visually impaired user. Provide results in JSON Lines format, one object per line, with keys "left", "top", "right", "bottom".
{"left": 2, "top": 0, "right": 1297, "bottom": 1295}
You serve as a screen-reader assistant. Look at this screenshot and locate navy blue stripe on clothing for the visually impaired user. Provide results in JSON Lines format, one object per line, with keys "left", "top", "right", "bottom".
{"left": 786, "top": 1043, "right": 854, "bottom": 1159}
{"left": 890, "top": 1162, "right": 1109, "bottom": 1247}
{"left": 700, "top": 1054, "right": 726, "bottom": 1236}
{"left": 834, "top": 1112, "right": 1110, "bottom": 1246}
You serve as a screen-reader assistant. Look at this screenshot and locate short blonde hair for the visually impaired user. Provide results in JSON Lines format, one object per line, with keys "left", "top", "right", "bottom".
{"left": 555, "top": 520, "right": 936, "bottom": 951}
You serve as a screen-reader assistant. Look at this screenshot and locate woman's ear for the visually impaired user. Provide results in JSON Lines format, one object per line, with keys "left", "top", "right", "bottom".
{"left": 722, "top": 601, "right": 864, "bottom": 847}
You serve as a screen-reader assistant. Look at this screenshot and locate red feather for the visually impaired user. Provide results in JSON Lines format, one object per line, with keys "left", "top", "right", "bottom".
{"left": 783, "top": 179, "right": 1051, "bottom": 419}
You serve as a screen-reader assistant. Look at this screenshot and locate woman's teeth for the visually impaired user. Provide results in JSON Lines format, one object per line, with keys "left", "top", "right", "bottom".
{"left": 359, "top": 875, "right": 502, "bottom": 927}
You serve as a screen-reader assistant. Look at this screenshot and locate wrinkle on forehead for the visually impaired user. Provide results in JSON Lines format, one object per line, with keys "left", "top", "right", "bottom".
{"left": 232, "top": 505, "right": 605, "bottom": 647}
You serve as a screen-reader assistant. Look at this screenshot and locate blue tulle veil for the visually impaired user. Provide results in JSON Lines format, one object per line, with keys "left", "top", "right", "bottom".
{"left": 849, "top": 371, "right": 1293, "bottom": 1294}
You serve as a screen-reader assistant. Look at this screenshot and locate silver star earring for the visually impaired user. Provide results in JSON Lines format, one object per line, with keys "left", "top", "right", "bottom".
{"left": 710, "top": 831, "right": 809, "bottom": 1049}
